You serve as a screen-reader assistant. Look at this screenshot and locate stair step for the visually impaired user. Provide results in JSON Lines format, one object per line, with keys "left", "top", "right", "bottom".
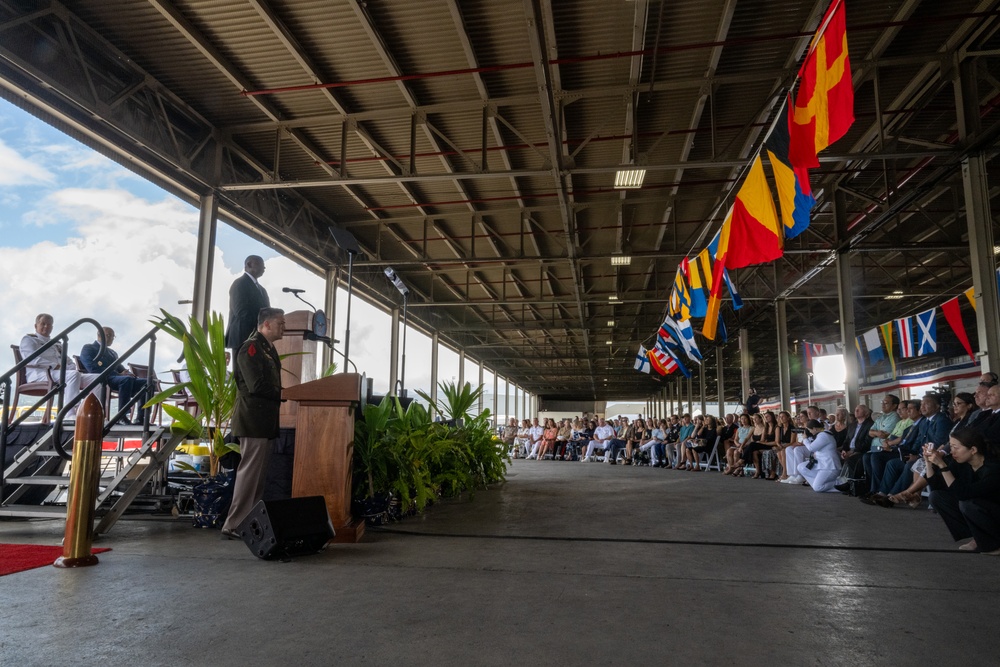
{"left": 35, "top": 450, "right": 145, "bottom": 458}
{"left": 0, "top": 505, "right": 68, "bottom": 518}
{"left": 6, "top": 475, "right": 117, "bottom": 486}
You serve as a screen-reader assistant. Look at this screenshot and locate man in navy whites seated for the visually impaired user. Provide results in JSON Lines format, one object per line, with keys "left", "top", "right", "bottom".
{"left": 19, "top": 313, "right": 101, "bottom": 420}
{"left": 581, "top": 418, "right": 615, "bottom": 462}
{"left": 225, "top": 255, "right": 269, "bottom": 351}
{"left": 80, "top": 327, "right": 142, "bottom": 424}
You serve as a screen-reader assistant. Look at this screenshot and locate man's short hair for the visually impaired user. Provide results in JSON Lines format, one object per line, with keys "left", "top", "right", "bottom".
{"left": 245, "top": 254, "right": 264, "bottom": 268}
{"left": 885, "top": 394, "right": 900, "bottom": 407}
{"left": 35, "top": 313, "right": 53, "bottom": 324}
{"left": 257, "top": 307, "right": 284, "bottom": 326}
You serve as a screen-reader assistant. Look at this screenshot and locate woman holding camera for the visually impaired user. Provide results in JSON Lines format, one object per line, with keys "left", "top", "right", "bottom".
{"left": 925, "top": 428, "right": 1000, "bottom": 554}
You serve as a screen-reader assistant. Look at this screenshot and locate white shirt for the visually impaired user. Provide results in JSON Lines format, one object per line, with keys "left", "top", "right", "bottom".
{"left": 528, "top": 425, "right": 544, "bottom": 441}
{"left": 804, "top": 431, "right": 839, "bottom": 470}
{"left": 593, "top": 425, "right": 615, "bottom": 441}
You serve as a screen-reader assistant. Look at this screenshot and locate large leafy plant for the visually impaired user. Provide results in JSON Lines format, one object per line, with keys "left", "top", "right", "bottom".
{"left": 145, "top": 310, "right": 238, "bottom": 478}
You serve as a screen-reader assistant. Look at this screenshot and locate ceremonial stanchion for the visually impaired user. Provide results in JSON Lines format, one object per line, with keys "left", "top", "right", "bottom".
{"left": 54, "top": 394, "right": 103, "bottom": 568}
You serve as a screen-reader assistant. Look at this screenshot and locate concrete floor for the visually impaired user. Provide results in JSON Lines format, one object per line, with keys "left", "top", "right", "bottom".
{"left": 2, "top": 460, "right": 998, "bottom": 666}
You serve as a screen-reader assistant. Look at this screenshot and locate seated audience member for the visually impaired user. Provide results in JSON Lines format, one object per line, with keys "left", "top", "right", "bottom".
{"left": 967, "top": 380, "right": 994, "bottom": 432}
{"left": 515, "top": 419, "right": 531, "bottom": 458}
{"left": 553, "top": 419, "right": 572, "bottom": 459}
{"left": 672, "top": 415, "right": 696, "bottom": 469}
{"left": 685, "top": 415, "right": 718, "bottom": 471}
{"left": 798, "top": 419, "right": 841, "bottom": 492}
{"left": 758, "top": 411, "right": 779, "bottom": 480}
{"left": 725, "top": 414, "right": 754, "bottom": 476}
{"left": 926, "top": 428, "right": 1000, "bottom": 554}
{"left": 19, "top": 313, "right": 101, "bottom": 419}
{"left": 536, "top": 418, "right": 559, "bottom": 460}
{"left": 624, "top": 418, "right": 650, "bottom": 465}
{"left": 773, "top": 410, "right": 796, "bottom": 482}
{"left": 833, "top": 404, "right": 874, "bottom": 492}
{"left": 569, "top": 419, "right": 596, "bottom": 460}
{"left": 975, "top": 384, "right": 1000, "bottom": 440}
{"left": 79, "top": 327, "right": 143, "bottom": 423}
{"left": 640, "top": 419, "right": 668, "bottom": 467}
{"left": 676, "top": 415, "right": 704, "bottom": 470}
{"left": 525, "top": 417, "right": 545, "bottom": 459}
{"left": 740, "top": 413, "right": 770, "bottom": 478}
{"left": 781, "top": 413, "right": 811, "bottom": 484}
{"left": 664, "top": 416, "right": 682, "bottom": 467}
{"left": 861, "top": 400, "right": 915, "bottom": 497}
{"left": 582, "top": 418, "right": 615, "bottom": 462}
{"left": 869, "top": 395, "right": 951, "bottom": 505}
{"left": 502, "top": 418, "right": 519, "bottom": 457}
{"left": 829, "top": 407, "right": 850, "bottom": 450}
{"left": 606, "top": 417, "right": 636, "bottom": 465}
{"left": 890, "top": 392, "right": 978, "bottom": 508}
{"left": 717, "top": 414, "right": 738, "bottom": 470}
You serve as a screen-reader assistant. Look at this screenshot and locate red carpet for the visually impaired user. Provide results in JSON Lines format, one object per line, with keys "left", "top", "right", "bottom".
{"left": 0, "top": 543, "right": 111, "bottom": 576}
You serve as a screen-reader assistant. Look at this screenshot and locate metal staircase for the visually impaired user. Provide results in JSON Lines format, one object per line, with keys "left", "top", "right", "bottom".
{"left": 2, "top": 319, "right": 190, "bottom": 535}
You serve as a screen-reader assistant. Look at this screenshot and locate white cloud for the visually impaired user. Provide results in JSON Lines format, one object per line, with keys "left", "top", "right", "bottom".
{"left": 0, "top": 138, "right": 53, "bottom": 186}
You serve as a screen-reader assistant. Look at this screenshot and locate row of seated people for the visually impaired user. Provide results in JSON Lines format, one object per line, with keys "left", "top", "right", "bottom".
{"left": 18, "top": 313, "right": 144, "bottom": 422}
{"left": 501, "top": 414, "right": 728, "bottom": 469}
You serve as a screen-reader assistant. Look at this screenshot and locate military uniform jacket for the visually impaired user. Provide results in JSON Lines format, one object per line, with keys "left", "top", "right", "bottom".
{"left": 80, "top": 340, "right": 125, "bottom": 375}
{"left": 231, "top": 331, "right": 282, "bottom": 438}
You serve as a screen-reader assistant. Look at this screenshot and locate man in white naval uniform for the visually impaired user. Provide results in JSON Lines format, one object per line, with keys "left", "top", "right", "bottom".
{"left": 582, "top": 418, "right": 615, "bottom": 462}
{"left": 19, "top": 313, "right": 101, "bottom": 419}
{"left": 798, "top": 420, "right": 841, "bottom": 492}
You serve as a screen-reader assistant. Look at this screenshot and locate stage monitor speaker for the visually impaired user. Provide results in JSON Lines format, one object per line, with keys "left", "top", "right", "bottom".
{"left": 236, "top": 496, "right": 335, "bottom": 560}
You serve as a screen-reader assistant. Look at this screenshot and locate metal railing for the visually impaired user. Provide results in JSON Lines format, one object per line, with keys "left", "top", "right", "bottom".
{"left": 1, "top": 321, "right": 161, "bottom": 486}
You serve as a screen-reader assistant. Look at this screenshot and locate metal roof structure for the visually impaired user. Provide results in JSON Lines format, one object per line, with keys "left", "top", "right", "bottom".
{"left": 2, "top": 0, "right": 999, "bottom": 402}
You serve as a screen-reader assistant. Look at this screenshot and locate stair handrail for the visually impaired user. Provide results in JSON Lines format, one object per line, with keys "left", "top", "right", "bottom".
{"left": 1, "top": 318, "right": 106, "bottom": 473}
{"left": 51, "top": 325, "right": 162, "bottom": 460}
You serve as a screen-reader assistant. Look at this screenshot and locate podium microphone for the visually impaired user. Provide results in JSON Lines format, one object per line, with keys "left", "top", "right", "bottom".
{"left": 282, "top": 287, "right": 305, "bottom": 294}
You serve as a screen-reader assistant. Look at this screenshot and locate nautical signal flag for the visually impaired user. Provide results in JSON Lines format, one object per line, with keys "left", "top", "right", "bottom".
{"left": 789, "top": 0, "right": 854, "bottom": 170}
{"left": 723, "top": 155, "right": 783, "bottom": 270}
{"left": 916, "top": 308, "right": 937, "bottom": 356}
{"left": 895, "top": 316, "right": 915, "bottom": 358}
{"left": 764, "top": 97, "right": 816, "bottom": 239}
{"left": 941, "top": 297, "right": 975, "bottom": 360}
{"left": 635, "top": 345, "right": 651, "bottom": 374}
{"left": 879, "top": 321, "right": 896, "bottom": 378}
{"left": 669, "top": 266, "right": 692, "bottom": 321}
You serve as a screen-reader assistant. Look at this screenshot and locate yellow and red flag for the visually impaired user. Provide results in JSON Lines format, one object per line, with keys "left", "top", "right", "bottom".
{"left": 724, "top": 154, "right": 783, "bottom": 270}
{"left": 789, "top": 0, "right": 854, "bottom": 169}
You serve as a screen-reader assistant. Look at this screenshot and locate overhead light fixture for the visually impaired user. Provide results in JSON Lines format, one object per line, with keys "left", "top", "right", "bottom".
{"left": 611, "top": 254, "right": 632, "bottom": 266}
{"left": 614, "top": 167, "right": 646, "bottom": 189}
{"left": 606, "top": 340, "right": 613, "bottom": 345}
{"left": 608, "top": 295, "right": 619, "bottom": 301}
{"left": 383, "top": 267, "right": 409, "bottom": 296}
{"left": 884, "top": 290, "right": 904, "bottom": 300}
{"left": 607, "top": 319, "right": 616, "bottom": 327}
{"left": 993, "top": 245, "right": 1000, "bottom": 255}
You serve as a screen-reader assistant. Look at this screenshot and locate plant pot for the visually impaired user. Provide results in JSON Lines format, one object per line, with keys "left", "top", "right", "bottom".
{"left": 191, "top": 472, "right": 235, "bottom": 529}
{"left": 355, "top": 492, "right": 401, "bottom": 526}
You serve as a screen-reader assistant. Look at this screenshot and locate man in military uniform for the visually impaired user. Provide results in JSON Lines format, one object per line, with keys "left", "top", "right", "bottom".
{"left": 80, "top": 327, "right": 142, "bottom": 423}
{"left": 221, "top": 307, "right": 285, "bottom": 539}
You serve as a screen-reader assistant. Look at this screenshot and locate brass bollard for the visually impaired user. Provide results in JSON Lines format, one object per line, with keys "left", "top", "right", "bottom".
{"left": 54, "top": 394, "right": 103, "bottom": 568}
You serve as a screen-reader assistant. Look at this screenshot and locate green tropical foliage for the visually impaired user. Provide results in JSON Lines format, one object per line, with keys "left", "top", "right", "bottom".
{"left": 144, "top": 310, "right": 239, "bottom": 478}
{"left": 353, "top": 383, "right": 508, "bottom": 518}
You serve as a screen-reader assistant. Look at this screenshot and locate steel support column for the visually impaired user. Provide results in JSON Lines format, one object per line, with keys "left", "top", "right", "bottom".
{"left": 492, "top": 370, "right": 499, "bottom": 424}
{"left": 430, "top": 332, "right": 439, "bottom": 406}
{"left": 191, "top": 193, "right": 218, "bottom": 324}
{"left": 458, "top": 349, "right": 466, "bottom": 388}
{"left": 835, "top": 189, "right": 860, "bottom": 409}
{"left": 478, "top": 362, "right": 484, "bottom": 415}
{"left": 717, "top": 347, "right": 726, "bottom": 418}
{"left": 700, "top": 365, "right": 707, "bottom": 417}
{"left": 321, "top": 267, "right": 337, "bottom": 371}
{"left": 956, "top": 60, "right": 1000, "bottom": 370}
{"left": 739, "top": 328, "right": 751, "bottom": 404}
{"left": 687, "top": 375, "right": 693, "bottom": 415}
{"left": 776, "top": 299, "right": 792, "bottom": 412}
{"left": 389, "top": 308, "right": 400, "bottom": 395}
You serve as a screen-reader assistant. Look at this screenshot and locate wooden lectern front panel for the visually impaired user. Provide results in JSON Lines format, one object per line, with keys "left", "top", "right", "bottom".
{"left": 290, "top": 405, "right": 354, "bottom": 527}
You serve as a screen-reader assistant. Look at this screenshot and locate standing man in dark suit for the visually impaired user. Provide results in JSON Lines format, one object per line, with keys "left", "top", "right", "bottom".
{"left": 221, "top": 307, "right": 285, "bottom": 539}
{"left": 80, "top": 327, "right": 142, "bottom": 424}
{"left": 225, "top": 255, "right": 270, "bottom": 352}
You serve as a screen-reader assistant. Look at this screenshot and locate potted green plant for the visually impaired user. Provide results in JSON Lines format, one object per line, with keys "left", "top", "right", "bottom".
{"left": 146, "top": 310, "right": 239, "bottom": 528}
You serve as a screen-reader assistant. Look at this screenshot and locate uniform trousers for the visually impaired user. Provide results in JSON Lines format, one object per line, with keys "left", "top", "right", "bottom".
{"left": 928, "top": 490, "right": 1000, "bottom": 552}
{"left": 785, "top": 445, "right": 808, "bottom": 479}
{"left": 222, "top": 436, "right": 274, "bottom": 532}
{"left": 798, "top": 462, "right": 840, "bottom": 492}
{"left": 584, "top": 439, "right": 611, "bottom": 458}
{"left": 28, "top": 367, "right": 101, "bottom": 417}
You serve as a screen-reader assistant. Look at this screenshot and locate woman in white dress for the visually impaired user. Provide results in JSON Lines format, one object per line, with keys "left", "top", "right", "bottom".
{"left": 798, "top": 419, "right": 841, "bottom": 492}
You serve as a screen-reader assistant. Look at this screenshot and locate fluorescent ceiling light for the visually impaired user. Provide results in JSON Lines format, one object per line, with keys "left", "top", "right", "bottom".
{"left": 606, "top": 340, "right": 613, "bottom": 345}
{"left": 608, "top": 295, "right": 619, "bottom": 301}
{"left": 607, "top": 320, "right": 615, "bottom": 327}
{"left": 611, "top": 254, "right": 632, "bottom": 266}
{"left": 614, "top": 168, "right": 646, "bottom": 189}
{"left": 884, "top": 290, "right": 904, "bottom": 300}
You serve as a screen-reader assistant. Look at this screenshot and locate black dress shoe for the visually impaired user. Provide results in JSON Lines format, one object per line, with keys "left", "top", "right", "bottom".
{"left": 834, "top": 482, "right": 851, "bottom": 495}
{"left": 859, "top": 494, "right": 877, "bottom": 505}
{"left": 220, "top": 528, "right": 242, "bottom": 541}
{"left": 875, "top": 495, "right": 896, "bottom": 508}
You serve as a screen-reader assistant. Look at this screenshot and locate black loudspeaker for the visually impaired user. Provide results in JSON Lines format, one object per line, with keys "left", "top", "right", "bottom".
{"left": 236, "top": 496, "right": 335, "bottom": 560}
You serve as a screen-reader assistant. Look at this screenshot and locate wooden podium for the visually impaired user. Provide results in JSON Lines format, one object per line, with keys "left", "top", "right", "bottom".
{"left": 283, "top": 373, "right": 365, "bottom": 543}
{"left": 273, "top": 309, "right": 318, "bottom": 429}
